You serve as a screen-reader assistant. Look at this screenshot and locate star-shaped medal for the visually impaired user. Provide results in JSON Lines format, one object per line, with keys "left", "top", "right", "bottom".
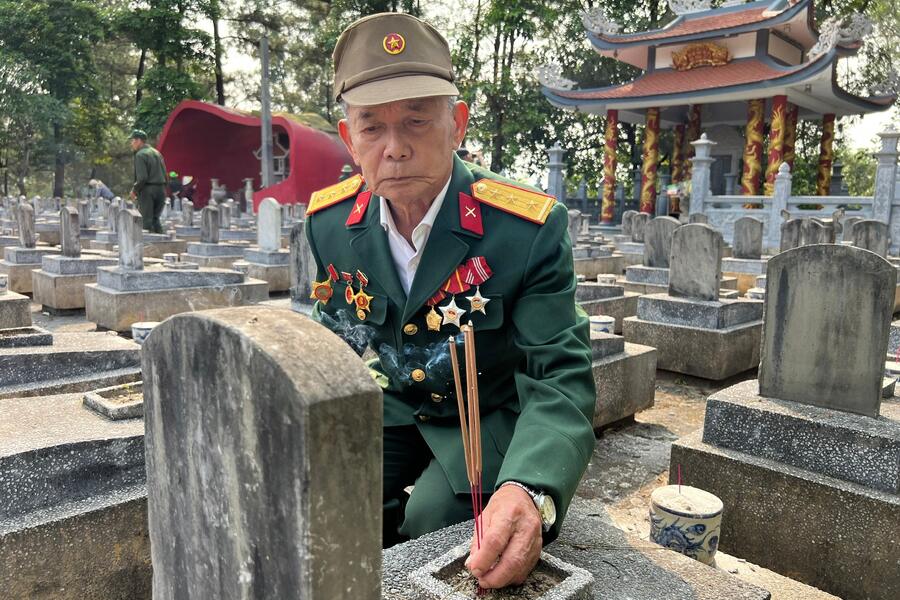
{"left": 310, "top": 279, "right": 333, "bottom": 304}
{"left": 466, "top": 286, "right": 490, "bottom": 315}
{"left": 439, "top": 296, "right": 466, "bottom": 328}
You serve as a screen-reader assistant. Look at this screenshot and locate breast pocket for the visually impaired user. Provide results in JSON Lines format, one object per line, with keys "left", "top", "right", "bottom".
{"left": 466, "top": 294, "right": 503, "bottom": 331}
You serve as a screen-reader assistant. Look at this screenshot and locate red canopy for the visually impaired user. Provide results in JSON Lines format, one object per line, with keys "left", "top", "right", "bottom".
{"left": 157, "top": 100, "right": 355, "bottom": 211}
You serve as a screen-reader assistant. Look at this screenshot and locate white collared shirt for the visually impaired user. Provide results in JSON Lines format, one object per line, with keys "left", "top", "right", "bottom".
{"left": 379, "top": 176, "right": 452, "bottom": 294}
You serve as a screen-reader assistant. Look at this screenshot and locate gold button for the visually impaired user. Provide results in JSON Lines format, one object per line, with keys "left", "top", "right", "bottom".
{"left": 431, "top": 393, "right": 443, "bottom": 403}
{"left": 403, "top": 323, "right": 418, "bottom": 335}
{"left": 418, "top": 414, "right": 430, "bottom": 422}
{"left": 411, "top": 368, "right": 426, "bottom": 382}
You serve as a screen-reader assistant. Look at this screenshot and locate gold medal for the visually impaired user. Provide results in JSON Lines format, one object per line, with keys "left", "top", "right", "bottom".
{"left": 466, "top": 286, "right": 489, "bottom": 315}
{"left": 426, "top": 306, "right": 442, "bottom": 331}
{"left": 355, "top": 289, "right": 373, "bottom": 312}
{"left": 310, "top": 279, "right": 333, "bottom": 304}
{"left": 356, "top": 308, "right": 367, "bottom": 321}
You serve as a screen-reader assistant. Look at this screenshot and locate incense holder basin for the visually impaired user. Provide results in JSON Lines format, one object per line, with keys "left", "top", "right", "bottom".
{"left": 408, "top": 540, "right": 593, "bottom": 599}
{"left": 650, "top": 485, "right": 723, "bottom": 565}
{"left": 589, "top": 315, "right": 615, "bottom": 335}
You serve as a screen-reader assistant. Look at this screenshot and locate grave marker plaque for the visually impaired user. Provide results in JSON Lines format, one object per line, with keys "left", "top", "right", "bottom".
{"left": 16, "top": 203, "right": 35, "bottom": 248}
{"left": 60, "top": 207, "right": 81, "bottom": 258}
{"left": 257, "top": 197, "right": 282, "bottom": 252}
{"left": 733, "top": 217, "right": 763, "bottom": 260}
{"left": 631, "top": 212, "right": 650, "bottom": 243}
{"left": 668, "top": 223, "right": 723, "bottom": 301}
{"left": 852, "top": 220, "right": 890, "bottom": 258}
{"left": 201, "top": 206, "right": 220, "bottom": 244}
{"left": 117, "top": 208, "right": 144, "bottom": 271}
{"left": 643, "top": 216, "right": 680, "bottom": 268}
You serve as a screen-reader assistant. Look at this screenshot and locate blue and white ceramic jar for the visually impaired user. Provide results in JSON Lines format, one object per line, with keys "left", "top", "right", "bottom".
{"left": 589, "top": 315, "right": 616, "bottom": 335}
{"left": 131, "top": 321, "right": 160, "bottom": 345}
{"left": 0, "top": 274, "right": 7, "bottom": 295}
{"left": 650, "top": 485, "right": 723, "bottom": 565}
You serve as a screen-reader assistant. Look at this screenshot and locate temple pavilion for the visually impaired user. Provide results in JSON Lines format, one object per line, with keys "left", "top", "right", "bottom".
{"left": 538, "top": 0, "right": 896, "bottom": 222}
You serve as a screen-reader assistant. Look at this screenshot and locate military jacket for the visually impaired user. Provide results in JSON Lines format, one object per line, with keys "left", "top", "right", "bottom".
{"left": 305, "top": 155, "right": 596, "bottom": 540}
{"left": 132, "top": 145, "right": 168, "bottom": 193}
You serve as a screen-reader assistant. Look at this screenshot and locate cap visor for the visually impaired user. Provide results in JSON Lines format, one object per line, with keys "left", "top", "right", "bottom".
{"left": 341, "top": 75, "right": 459, "bottom": 106}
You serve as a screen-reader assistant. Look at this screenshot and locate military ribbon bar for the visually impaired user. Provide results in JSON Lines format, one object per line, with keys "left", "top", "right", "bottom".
{"left": 327, "top": 264, "right": 339, "bottom": 282}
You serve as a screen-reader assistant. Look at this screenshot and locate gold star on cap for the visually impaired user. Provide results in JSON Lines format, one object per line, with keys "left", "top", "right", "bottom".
{"left": 439, "top": 296, "right": 466, "bottom": 328}
{"left": 466, "top": 286, "right": 490, "bottom": 315}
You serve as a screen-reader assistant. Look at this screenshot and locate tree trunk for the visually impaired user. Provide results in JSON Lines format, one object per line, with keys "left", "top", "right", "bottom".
{"left": 53, "top": 122, "right": 64, "bottom": 198}
{"left": 136, "top": 47, "right": 146, "bottom": 106}
{"left": 212, "top": 2, "right": 225, "bottom": 105}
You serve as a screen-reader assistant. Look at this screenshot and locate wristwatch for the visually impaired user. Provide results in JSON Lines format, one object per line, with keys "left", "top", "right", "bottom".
{"left": 501, "top": 481, "right": 556, "bottom": 532}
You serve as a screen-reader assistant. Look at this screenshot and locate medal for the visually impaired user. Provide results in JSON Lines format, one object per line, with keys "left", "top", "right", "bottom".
{"left": 466, "top": 286, "right": 489, "bottom": 315}
{"left": 341, "top": 271, "right": 355, "bottom": 304}
{"left": 353, "top": 270, "right": 373, "bottom": 320}
{"left": 439, "top": 296, "right": 466, "bottom": 328}
{"left": 310, "top": 280, "right": 333, "bottom": 304}
{"left": 426, "top": 306, "right": 442, "bottom": 331}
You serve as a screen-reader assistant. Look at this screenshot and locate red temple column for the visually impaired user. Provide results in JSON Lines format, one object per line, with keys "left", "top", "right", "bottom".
{"left": 740, "top": 99, "right": 765, "bottom": 195}
{"left": 764, "top": 95, "right": 788, "bottom": 195}
{"left": 639, "top": 107, "right": 660, "bottom": 214}
{"left": 684, "top": 104, "right": 702, "bottom": 181}
{"left": 671, "top": 124, "right": 685, "bottom": 184}
{"left": 601, "top": 109, "right": 618, "bottom": 224}
{"left": 783, "top": 103, "right": 799, "bottom": 172}
{"left": 816, "top": 113, "right": 836, "bottom": 196}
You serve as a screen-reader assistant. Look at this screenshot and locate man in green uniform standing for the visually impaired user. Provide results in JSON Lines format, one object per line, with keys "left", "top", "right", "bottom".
{"left": 305, "top": 13, "right": 596, "bottom": 590}
{"left": 128, "top": 129, "right": 167, "bottom": 233}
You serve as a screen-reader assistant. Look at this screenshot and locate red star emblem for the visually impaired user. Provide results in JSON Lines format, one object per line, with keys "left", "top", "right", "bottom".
{"left": 383, "top": 33, "right": 405, "bottom": 55}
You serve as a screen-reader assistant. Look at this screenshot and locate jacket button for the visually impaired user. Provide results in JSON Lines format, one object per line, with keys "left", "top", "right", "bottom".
{"left": 431, "top": 393, "right": 443, "bottom": 403}
{"left": 411, "top": 368, "right": 426, "bottom": 382}
{"left": 403, "top": 323, "right": 418, "bottom": 335}
{"left": 418, "top": 414, "right": 430, "bottom": 422}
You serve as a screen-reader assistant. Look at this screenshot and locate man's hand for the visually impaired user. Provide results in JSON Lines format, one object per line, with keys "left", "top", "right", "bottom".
{"left": 465, "top": 484, "right": 542, "bottom": 589}
{"left": 129, "top": 190, "right": 136, "bottom": 200}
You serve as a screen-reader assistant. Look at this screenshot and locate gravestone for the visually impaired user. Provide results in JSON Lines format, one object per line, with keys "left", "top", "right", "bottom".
{"left": 60, "top": 207, "right": 81, "bottom": 258}
{"left": 290, "top": 221, "right": 316, "bottom": 311}
{"left": 567, "top": 209, "right": 582, "bottom": 246}
{"left": 294, "top": 204, "right": 307, "bottom": 221}
{"left": 842, "top": 216, "right": 863, "bottom": 241}
{"left": 182, "top": 200, "right": 194, "bottom": 226}
{"left": 801, "top": 219, "right": 834, "bottom": 245}
{"left": 16, "top": 203, "right": 35, "bottom": 248}
{"left": 118, "top": 208, "right": 144, "bottom": 271}
{"left": 257, "top": 197, "right": 282, "bottom": 252}
{"left": 631, "top": 212, "right": 650, "bottom": 243}
{"left": 733, "top": 217, "right": 763, "bottom": 260}
{"left": 643, "top": 216, "right": 680, "bottom": 268}
{"left": 201, "top": 206, "right": 220, "bottom": 244}
{"left": 78, "top": 200, "right": 90, "bottom": 228}
{"left": 142, "top": 306, "right": 382, "bottom": 600}
{"left": 688, "top": 213, "right": 709, "bottom": 225}
{"left": 621, "top": 210, "right": 636, "bottom": 237}
{"left": 852, "top": 220, "right": 890, "bottom": 258}
{"left": 760, "top": 244, "right": 896, "bottom": 416}
{"left": 780, "top": 218, "right": 802, "bottom": 252}
{"left": 668, "top": 224, "right": 723, "bottom": 301}
{"left": 108, "top": 202, "right": 120, "bottom": 234}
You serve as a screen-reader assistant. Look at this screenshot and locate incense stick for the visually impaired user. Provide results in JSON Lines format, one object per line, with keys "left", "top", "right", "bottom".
{"left": 450, "top": 331, "right": 483, "bottom": 550}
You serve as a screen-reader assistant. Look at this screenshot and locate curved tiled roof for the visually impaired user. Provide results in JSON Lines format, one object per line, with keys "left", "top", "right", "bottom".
{"left": 599, "top": 6, "right": 771, "bottom": 43}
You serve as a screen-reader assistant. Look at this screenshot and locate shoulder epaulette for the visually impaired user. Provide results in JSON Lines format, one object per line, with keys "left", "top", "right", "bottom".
{"left": 471, "top": 179, "right": 556, "bottom": 225}
{"left": 307, "top": 174, "right": 364, "bottom": 215}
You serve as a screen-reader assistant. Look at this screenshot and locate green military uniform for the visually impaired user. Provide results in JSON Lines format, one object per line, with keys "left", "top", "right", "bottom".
{"left": 132, "top": 144, "right": 168, "bottom": 233}
{"left": 305, "top": 154, "right": 596, "bottom": 543}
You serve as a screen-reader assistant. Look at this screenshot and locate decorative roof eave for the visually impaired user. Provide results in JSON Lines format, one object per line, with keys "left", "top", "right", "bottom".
{"left": 540, "top": 50, "right": 895, "bottom": 119}
{"left": 587, "top": 0, "right": 809, "bottom": 51}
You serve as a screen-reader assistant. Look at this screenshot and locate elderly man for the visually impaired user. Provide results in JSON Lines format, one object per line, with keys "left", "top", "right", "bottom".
{"left": 305, "top": 13, "right": 595, "bottom": 589}
{"left": 128, "top": 129, "right": 168, "bottom": 233}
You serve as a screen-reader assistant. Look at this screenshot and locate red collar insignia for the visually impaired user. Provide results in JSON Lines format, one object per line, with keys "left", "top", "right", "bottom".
{"left": 345, "top": 191, "right": 372, "bottom": 227}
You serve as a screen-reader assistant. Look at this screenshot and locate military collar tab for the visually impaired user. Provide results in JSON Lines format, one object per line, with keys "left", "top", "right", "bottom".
{"left": 345, "top": 191, "right": 373, "bottom": 227}
{"left": 456, "top": 192, "right": 483, "bottom": 237}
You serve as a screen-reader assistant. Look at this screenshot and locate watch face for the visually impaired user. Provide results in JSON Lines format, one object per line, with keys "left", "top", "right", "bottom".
{"left": 539, "top": 495, "right": 557, "bottom": 527}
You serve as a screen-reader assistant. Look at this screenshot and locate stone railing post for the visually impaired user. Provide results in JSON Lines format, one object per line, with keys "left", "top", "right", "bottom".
{"left": 873, "top": 126, "right": 899, "bottom": 225}
{"left": 689, "top": 133, "right": 716, "bottom": 216}
{"left": 546, "top": 144, "right": 565, "bottom": 202}
{"left": 768, "top": 162, "right": 792, "bottom": 251}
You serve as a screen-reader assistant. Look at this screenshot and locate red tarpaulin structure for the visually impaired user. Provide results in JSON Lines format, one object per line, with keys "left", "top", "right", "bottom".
{"left": 157, "top": 100, "right": 356, "bottom": 211}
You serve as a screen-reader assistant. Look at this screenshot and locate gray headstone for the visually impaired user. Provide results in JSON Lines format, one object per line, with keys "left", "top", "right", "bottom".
{"left": 294, "top": 204, "right": 307, "bottom": 221}
{"left": 219, "top": 202, "right": 232, "bottom": 229}
{"left": 117, "top": 208, "right": 144, "bottom": 271}
{"left": 688, "top": 213, "right": 709, "bottom": 225}
{"left": 201, "top": 206, "right": 220, "bottom": 244}
{"left": 852, "top": 220, "right": 890, "bottom": 258}
{"left": 760, "top": 245, "right": 896, "bottom": 417}
{"left": 567, "top": 209, "right": 582, "bottom": 246}
{"left": 621, "top": 210, "right": 637, "bottom": 236}
{"left": 290, "top": 221, "right": 315, "bottom": 306}
{"left": 108, "top": 203, "right": 120, "bottom": 234}
{"left": 16, "top": 203, "right": 35, "bottom": 248}
{"left": 257, "top": 197, "right": 282, "bottom": 252}
{"left": 668, "top": 223, "right": 723, "bottom": 301}
{"left": 142, "top": 306, "right": 383, "bottom": 600}
{"left": 780, "top": 219, "right": 802, "bottom": 252}
{"left": 802, "top": 219, "right": 834, "bottom": 245}
{"left": 60, "top": 207, "right": 81, "bottom": 258}
{"left": 733, "top": 217, "right": 764, "bottom": 260}
{"left": 78, "top": 200, "right": 90, "bottom": 228}
{"left": 643, "top": 216, "right": 681, "bottom": 268}
{"left": 842, "top": 216, "right": 863, "bottom": 242}
{"left": 631, "top": 212, "right": 650, "bottom": 243}
{"left": 182, "top": 200, "right": 194, "bottom": 226}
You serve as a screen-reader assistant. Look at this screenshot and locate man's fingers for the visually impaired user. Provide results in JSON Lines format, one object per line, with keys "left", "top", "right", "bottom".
{"left": 477, "top": 519, "right": 541, "bottom": 588}
{"left": 465, "top": 514, "right": 512, "bottom": 578}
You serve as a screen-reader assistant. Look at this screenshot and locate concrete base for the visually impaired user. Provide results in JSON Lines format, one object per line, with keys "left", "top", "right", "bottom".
{"left": 623, "top": 317, "right": 762, "bottom": 380}
{"left": 0, "top": 332, "right": 141, "bottom": 399}
{"left": 623, "top": 278, "right": 739, "bottom": 297}
{"left": 574, "top": 254, "right": 625, "bottom": 278}
{"left": 672, "top": 427, "right": 900, "bottom": 600}
{"left": 84, "top": 279, "right": 269, "bottom": 332}
{"left": 245, "top": 263, "right": 290, "bottom": 293}
{"left": 722, "top": 258, "right": 768, "bottom": 295}
{"left": 32, "top": 271, "right": 95, "bottom": 311}
{"left": 0, "top": 262, "right": 40, "bottom": 294}
{"left": 0, "top": 292, "right": 31, "bottom": 329}
{"left": 180, "top": 253, "right": 244, "bottom": 270}
{"left": 90, "top": 238, "right": 187, "bottom": 259}
{"left": 579, "top": 292, "right": 639, "bottom": 334}
{"left": 592, "top": 341, "right": 656, "bottom": 429}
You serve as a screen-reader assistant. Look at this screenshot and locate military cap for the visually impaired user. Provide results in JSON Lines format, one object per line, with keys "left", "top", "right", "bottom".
{"left": 129, "top": 129, "right": 148, "bottom": 140}
{"left": 332, "top": 12, "right": 459, "bottom": 106}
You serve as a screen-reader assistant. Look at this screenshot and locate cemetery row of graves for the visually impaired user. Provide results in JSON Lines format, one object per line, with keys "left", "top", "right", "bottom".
{"left": 0, "top": 145, "right": 899, "bottom": 599}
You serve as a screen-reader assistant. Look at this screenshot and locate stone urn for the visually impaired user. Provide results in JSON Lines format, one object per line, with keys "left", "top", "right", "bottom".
{"left": 650, "top": 485, "right": 723, "bottom": 565}
{"left": 589, "top": 315, "right": 615, "bottom": 335}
